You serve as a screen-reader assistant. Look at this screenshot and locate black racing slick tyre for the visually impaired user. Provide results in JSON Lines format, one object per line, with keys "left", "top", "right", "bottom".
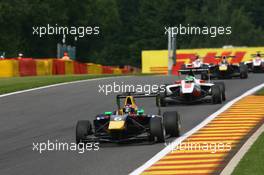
{"left": 76, "top": 120, "right": 92, "bottom": 145}
{"left": 150, "top": 117, "right": 165, "bottom": 143}
{"left": 214, "top": 82, "right": 226, "bottom": 101}
{"left": 160, "top": 92, "right": 167, "bottom": 107}
{"left": 211, "top": 85, "right": 222, "bottom": 104}
{"left": 160, "top": 97, "right": 167, "bottom": 107}
{"left": 240, "top": 64, "right": 248, "bottom": 79}
{"left": 201, "top": 72, "right": 209, "bottom": 80}
{"left": 163, "top": 111, "right": 180, "bottom": 137}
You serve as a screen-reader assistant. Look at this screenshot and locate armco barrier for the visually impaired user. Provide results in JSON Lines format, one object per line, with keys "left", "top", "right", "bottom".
{"left": 18, "top": 59, "right": 37, "bottom": 76}
{"left": 52, "top": 60, "right": 65, "bottom": 75}
{"left": 0, "top": 60, "right": 19, "bottom": 77}
{"left": 36, "top": 59, "right": 52, "bottom": 76}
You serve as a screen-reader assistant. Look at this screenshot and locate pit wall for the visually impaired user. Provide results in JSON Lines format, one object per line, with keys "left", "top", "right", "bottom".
{"left": 142, "top": 47, "right": 264, "bottom": 75}
{"left": 0, "top": 58, "right": 137, "bottom": 78}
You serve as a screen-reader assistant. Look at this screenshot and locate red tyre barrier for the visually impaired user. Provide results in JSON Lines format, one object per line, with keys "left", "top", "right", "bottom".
{"left": 73, "top": 61, "right": 87, "bottom": 74}
{"left": 79, "top": 63, "right": 88, "bottom": 74}
{"left": 18, "top": 59, "right": 37, "bottom": 76}
{"left": 102, "top": 66, "right": 114, "bottom": 74}
{"left": 121, "top": 68, "right": 129, "bottom": 74}
{"left": 52, "top": 60, "right": 65, "bottom": 75}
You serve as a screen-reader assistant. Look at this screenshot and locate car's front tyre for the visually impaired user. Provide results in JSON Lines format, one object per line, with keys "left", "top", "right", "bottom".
{"left": 240, "top": 64, "right": 248, "bottom": 79}
{"left": 76, "top": 120, "right": 92, "bottom": 145}
{"left": 163, "top": 111, "right": 180, "bottom": 137}
{"left": 211, "top": 85, "right": 222, "bottom": 104}
{"left": 214, "top": 82, "right": 226, "bottom": 101}
{"left": 149, "top": 117, "right": 165, "bottom": 143}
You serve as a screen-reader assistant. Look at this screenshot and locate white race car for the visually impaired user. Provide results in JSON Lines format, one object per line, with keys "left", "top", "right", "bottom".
{"left": 182, "top": 59, "right": 209, "bottom": 69}
{"left": 160, "top": 69, "right": 226, "bottom": 106}
{"left": 245, "top": 54, "right": 264, "bottom": 73}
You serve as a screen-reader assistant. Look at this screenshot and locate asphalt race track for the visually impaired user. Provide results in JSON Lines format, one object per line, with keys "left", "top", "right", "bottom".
{"left": 0, "top": 74, "right": 264, "bottom": 175}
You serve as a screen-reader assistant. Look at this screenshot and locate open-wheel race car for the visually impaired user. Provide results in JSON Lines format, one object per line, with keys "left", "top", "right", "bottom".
{"left": 244, "top": 53, "right": 264, "bottom": 73}
{"left": 181, "top": 55, "right": 210, "bottom": 73}
{"left": 76, "top": 92, "right": 181, "bottom": 144}
{"left": 201, "top": 56, "right": 248, "bottom": 79}
{"left": 160, "top": 69, "right": 226, "bottom": 106}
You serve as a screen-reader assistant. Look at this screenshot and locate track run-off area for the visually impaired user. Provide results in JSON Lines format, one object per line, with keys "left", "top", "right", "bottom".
{"left": 137, "top": 95, "right": 264, "bottom": 175}
{"left": 0, "top": 74, "right": 263, "bottom": 175}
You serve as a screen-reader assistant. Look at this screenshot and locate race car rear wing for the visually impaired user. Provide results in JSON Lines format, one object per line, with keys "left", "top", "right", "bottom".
{"left": 251, "top": 54, "right": 264, "bottom": 57}
{"left": 179, "top": 68, "right": 209, "bottom": 75}
{"left": 116, "top": 92, "right": 161, "bottom": 115}
{"left": 215, "top": 55, "right": 236, "bottom": 58}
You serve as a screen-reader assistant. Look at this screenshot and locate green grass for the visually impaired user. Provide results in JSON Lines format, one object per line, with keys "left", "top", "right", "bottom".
{"left": 0, "top": 74, "right": 120, "bottom": 95}
{"left": 255, "top": 88, "right": 264, "bottom": 95}
{"left": 232, "top": 132, "right": 264, "bottom": 175}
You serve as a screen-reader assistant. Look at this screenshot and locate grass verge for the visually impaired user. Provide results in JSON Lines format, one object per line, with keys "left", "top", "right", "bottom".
{"left": 255, "top": 87, "right": 264, "bottom": 95}
{"left": 0, "top": 74, "right": 120, "bottom": 95}
{"left": 232, "top": 132, "right": 264, "bottom": 175}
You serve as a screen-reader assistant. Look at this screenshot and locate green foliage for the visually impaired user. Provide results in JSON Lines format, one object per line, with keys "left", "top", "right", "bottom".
{"left": 0, "top": 0, "right": 264, "bottom": 66}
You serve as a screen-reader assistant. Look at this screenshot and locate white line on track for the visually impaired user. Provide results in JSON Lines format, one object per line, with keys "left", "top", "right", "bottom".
{"left": 0, "top": 76, "right": 132, "bottom": 98}
{"left": 130, "top": 82, "right": 264, "bottom": 175}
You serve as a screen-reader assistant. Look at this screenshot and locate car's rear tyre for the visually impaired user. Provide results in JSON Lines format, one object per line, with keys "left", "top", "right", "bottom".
{"left": 201, "top": 72, "right": 209, "bottom": 80}
{"left": 211, "top": 85, "right": 222, "bottom": 104}
{"left": 240, "top": 64, "right": 248, "bottom": 79}
{"left": 163, "top": 111, "right": 180, "bottom": 137}
{"left": 76, "top": 120, "right": 92, "bottom": 145}
{"left": 160, "top": 92, "right": 167, "bottom": 107}
{"left": 214, "top": 82, "right": 226, "bottom": 101}
{"left": 149, "top": 117, "right": 165, "bottom": 142}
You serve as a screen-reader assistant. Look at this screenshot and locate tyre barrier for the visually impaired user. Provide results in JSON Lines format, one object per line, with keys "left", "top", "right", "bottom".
{"left": 0, "top": 59, "right": 137, "bottom": 77}
{"left": 0, "top": 59, "right": 19, "bottom": 77}
{"left": 18, "top": 59, "right": 37, "bottom": 76}
{"left": 87, "top": 63, "right": 102, "bottom": 74}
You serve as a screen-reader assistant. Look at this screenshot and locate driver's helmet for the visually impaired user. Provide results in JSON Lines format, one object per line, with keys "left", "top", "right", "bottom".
{"left": 221, "top": 56, "right": 228, "bottom": 63}
{"left": 256, "top": 53, "right": 262, "bottom": 61}
{"left": 194, "top": 55, "right": 201, "bottom": 62}
{"left": 185, "top": 75, "right": 195, "bottom": 83}
{"left": 123, "top": 104, "right": 135, "bottom": 114}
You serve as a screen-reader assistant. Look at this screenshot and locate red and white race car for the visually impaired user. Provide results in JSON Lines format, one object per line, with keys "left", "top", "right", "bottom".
{"left": 245, "top": 53, "right": 264, "bottom": 73}
{"left": 160, "top": 69, "right": 226, "bottom": 106}
{"left": 181, "top": 56, "right": 209, "bottom": 69}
